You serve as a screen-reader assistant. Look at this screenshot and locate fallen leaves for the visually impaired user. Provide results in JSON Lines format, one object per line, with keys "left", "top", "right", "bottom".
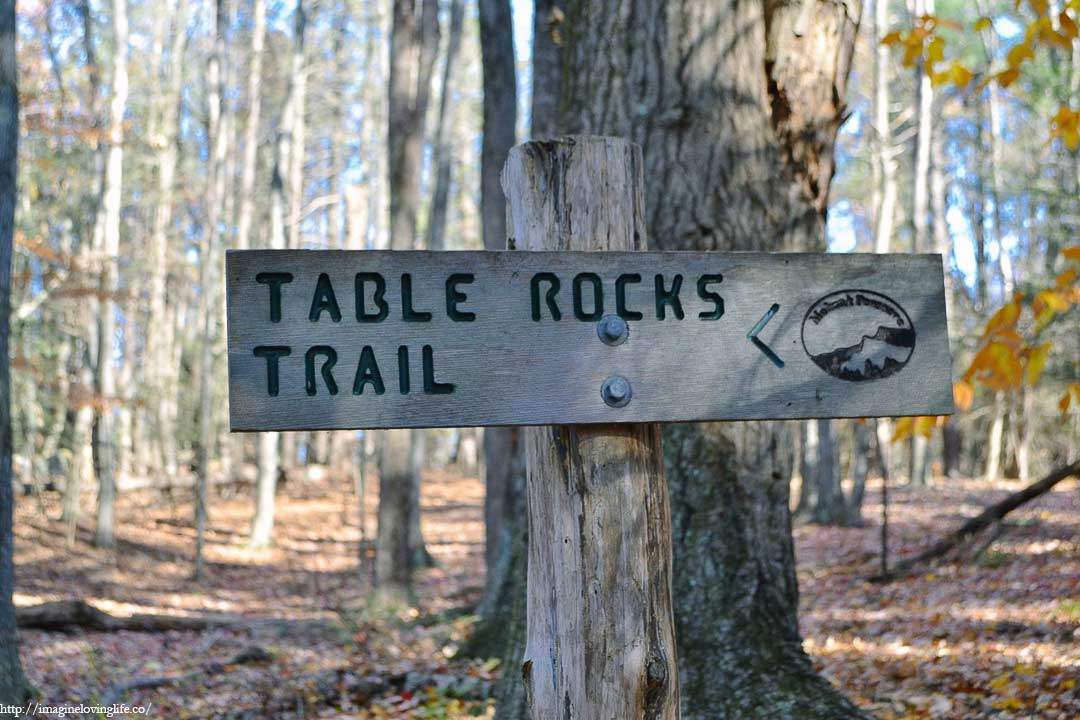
{"left": 13, "top": 468, "right": 1080, "bottom": 718}
{"left": 797, "top": 476, "right": 1080, "bottom": 719}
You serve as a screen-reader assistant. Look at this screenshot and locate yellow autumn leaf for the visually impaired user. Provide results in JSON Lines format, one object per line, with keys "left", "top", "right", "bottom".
{"left": 1029, "top": 0, "right": 1049, "bottom": 14}
{"left": 989, "top": 342, "right": 1024, "bottom": 389}
{"left": 953, "top": 380, "right": 974, "bottom": 411}
{"left": 1063, "top": 245, "right": 1080, "bottom": 261}
{"left": 914, "top": 416, "right": 937, "bottom": 438}
{"left": 1007, "top": 42, "right": 1035, "bottom": 68}
{"left": 1034, "top": 289, "right": 1070, "bottom": 313}
{"left": 1035, "top": 306, "right": 1056, "bottom": 333}
{"left": 1061, "top": 390, "right": 1072, "bottom": 412}
{"left": 997, "top": 67, "right": 1021, "bottom": 87}
{"left": 994, "top": 328, "right": 1025, "bottom": 348}
{"left": 903, "top": 38, "right": 924, "bottom": 66}
{"left": 1057, "top": 268, "right": 1078, "bottom": 287}
{"left": 1025, "top": 344, "right": 1050, "bottom": 385}
{"left": 881, "top": 30, "right": 903, "bottom": 45}
{"left": 927, "top": 36, "right": 946, "bottom": 64}
{"left": 994, "top": 696, "right": 1024, "bottom": 711}
{"left": 990, "top": 672, "right": 1012, "bottom": 690}
{"left": 982, "top": 301, "right": 1021, "bottom": 338}
{"left": 974, "top": 16, "right": 994, "bottom": 31}
{"left": 1061, "top": 11, "right": 1080, "bottom": 38}
{"left": 892, "top": 417, "right": 914, "bottom": 443}
{"left": 1051, "top": 106, "right": 1080, "bottom": 150}
{"left": 949, "top": 62, "right": 973, "bottom": 87}
{"left": 1050, "top": 29, "right": 1074, "bottom": 49}
{"left": 1063, "top": 126, "right": 1079, "bottom": 150}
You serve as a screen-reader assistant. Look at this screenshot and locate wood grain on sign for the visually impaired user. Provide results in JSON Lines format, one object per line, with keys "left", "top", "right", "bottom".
{"left": 225, "top": 250, "right": 953, "bottom": 431}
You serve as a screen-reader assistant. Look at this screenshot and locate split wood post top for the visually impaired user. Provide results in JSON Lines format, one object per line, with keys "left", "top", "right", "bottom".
{"left": 502, "top": 136, "right": 680, "bottom": 717}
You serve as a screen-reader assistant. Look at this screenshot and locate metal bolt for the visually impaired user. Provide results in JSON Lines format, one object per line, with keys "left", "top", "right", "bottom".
{"left": 597, "top": 314, "right": 629, "bottom": 346}
{"left": 601, "top": 376, "right": 632, "bottom": 408}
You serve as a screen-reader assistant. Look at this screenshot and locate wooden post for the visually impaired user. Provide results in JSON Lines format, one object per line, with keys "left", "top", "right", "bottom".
{"left": 502, "top": 137, "right": 680, "bottom": 717}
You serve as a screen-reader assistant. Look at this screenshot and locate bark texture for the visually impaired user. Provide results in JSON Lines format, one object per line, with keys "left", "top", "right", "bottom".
{"left": 0, "top": 0, "right": 26, "bottom": 697}
{"left": 504, "top": 137, "right": 679, "bottom": 719}
{"left": 549, "top": 2, "right": 866, "bottom": 717}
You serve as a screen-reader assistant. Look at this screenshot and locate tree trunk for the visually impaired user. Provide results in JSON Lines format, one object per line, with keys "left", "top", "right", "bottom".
{"left": 425, "top": 0, "right": 464, "bottom": 251}
{"left": 287, "top": 0, "right": 307, "bottom": 251}
{"left": 910, "top": 0, "right": 933, "bottom": 252}
{"left": 195, "top": 0, "right": 227, "bottom": 580}
{"left": 503, "top": 137, "right": 679, "bottom": 719}
{"left": 848, "top": 421, "right": 870, "bottom": 525}
{"left": 985, "top": 392, "right": 1006, "bottom": 481}
{"left": 93, "top": 0, "right": 129, "bottom": 549}
{"left": 65, "top": 347, "right": 94, "bottom": 542}
{"left": 795, "top": 420, "right": 817, "bottom": 517}
{"left": 529, "top": 0, "right": 561, "bottom": 140}
{"left": 377, "top": 0, "right": 439, "bottom": 598}
{"left": 235, "top": 0, "right": 266, "bottom": 252}
{"left": 407, "top": 429, "right": 433, "bottom": 568}
{"left": 0, "top": 0, "right": 26, "bottom": 695}
{"left": 548, "top": 2, "right": 867, "bottom": 717}
{"left": 250, "top": 432, "right": 278, "bottom": 548}
{"left": 872, "top": 0, "right": 896, "bottom": 254}
{"left": 376, "top": 426, "right": 412, "bottom": 599}
{"left": 1016, "top": 387, "right": 1034, "bottom": 482}
{"left": 942, "top": 421, "right": 962, "bottom": 478}
{"left": 469, "top": 0, "right": 522, "bottom": 691}
{"left": 811, "top": 419, "right": 847, "bottom": 525}
{"left": 911, "top": 434, "right": 930, "bottom": 487}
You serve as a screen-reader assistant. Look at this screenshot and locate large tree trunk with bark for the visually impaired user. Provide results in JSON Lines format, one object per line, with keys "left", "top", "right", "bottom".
{"left": 503, "top": 137, "right": 679, "bottom": 719}
{"left": 0, "top": 0, "right": 26, "bottom": 698}
{"left": 543, "top": 1, "right": 867, "bottom": 717}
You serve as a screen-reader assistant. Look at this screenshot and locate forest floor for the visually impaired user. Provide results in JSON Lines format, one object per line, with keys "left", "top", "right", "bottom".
{"left": 12, "top": 464, "right": 1080, "bottom": 719}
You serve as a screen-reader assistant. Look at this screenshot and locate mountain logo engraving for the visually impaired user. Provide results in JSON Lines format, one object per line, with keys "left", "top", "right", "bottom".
{"left": 801, "top": 290, "right": 915, "bottom": 382}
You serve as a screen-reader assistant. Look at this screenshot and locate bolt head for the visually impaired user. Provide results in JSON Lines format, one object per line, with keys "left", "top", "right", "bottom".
{"left": 597, "top": 315, "right": 629, "bottom": 346}
{"left": 601, "top": 376, "right": 632, "bottom": 407}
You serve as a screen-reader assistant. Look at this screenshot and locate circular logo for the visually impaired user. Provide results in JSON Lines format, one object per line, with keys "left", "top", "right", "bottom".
{"left": 801, "top": 290, "right": 915, "bottom": 382}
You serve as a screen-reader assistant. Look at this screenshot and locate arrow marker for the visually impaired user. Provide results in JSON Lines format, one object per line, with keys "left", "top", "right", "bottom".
{"left": 747, "top": 303, "right": 784, "bottom": 368}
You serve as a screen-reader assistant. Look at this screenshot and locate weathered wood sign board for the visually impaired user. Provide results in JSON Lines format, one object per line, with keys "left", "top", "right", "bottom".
{"left": 225, "top": 250, "right": 953, "bottom": 431}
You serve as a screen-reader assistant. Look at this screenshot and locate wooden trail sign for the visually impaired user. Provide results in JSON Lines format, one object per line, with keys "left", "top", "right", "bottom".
{"left": 225, "top": 249, "right": 953, "bottom": 431}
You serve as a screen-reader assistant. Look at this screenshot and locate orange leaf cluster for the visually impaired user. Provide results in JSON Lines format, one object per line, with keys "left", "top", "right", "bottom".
{"left": 1050, "top": 105, "right": 1080, "bottom": 151}
{"left": 898, "top": 245, "right": 1080, "bottom": 443}
{"left": 963, "top": 245, "right": 1080, "bottom": 404}
{"left": 882, "top": 16, "right": 974, "bottom": 89}
{"left": 884, "top": 3, "right": 1080, "bottom": 148}
{"left": 892, "top": 415, "right": 945, "bottom": 443}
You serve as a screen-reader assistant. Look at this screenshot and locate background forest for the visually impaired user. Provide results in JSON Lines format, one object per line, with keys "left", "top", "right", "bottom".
{"left": 2, "top": 0, "right": 1079, "bottom": 717}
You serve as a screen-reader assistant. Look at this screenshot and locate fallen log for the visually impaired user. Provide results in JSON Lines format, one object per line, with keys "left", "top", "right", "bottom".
{"left": 876, "top": 459, "right": 1080, "bottom": 580}
{"left": 16, "top": 599, "right": 254, "bottom": 633}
